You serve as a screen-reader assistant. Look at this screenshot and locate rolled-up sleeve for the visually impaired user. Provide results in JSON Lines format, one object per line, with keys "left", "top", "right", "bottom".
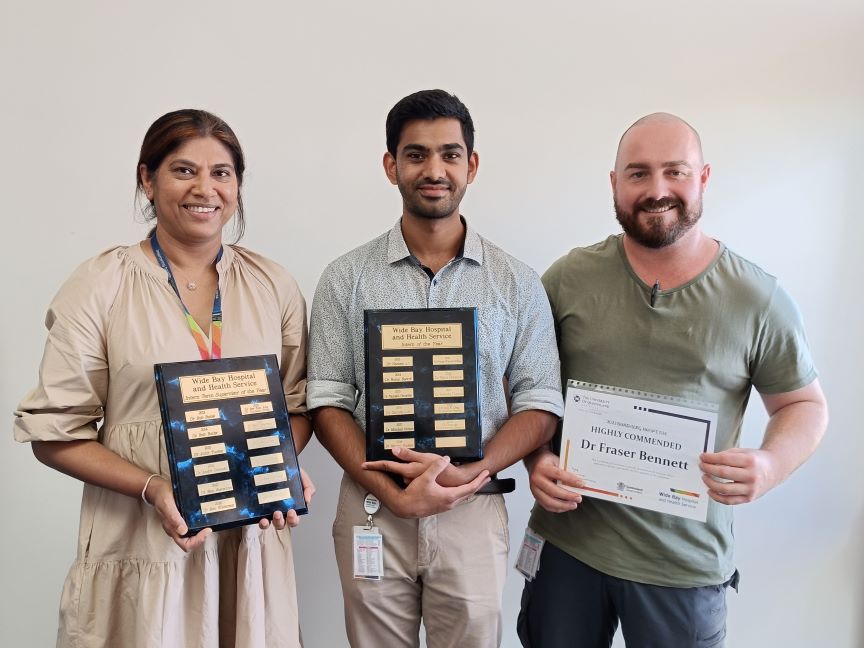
{"left": 507, "top": 270, "right": 565, "bottom": 418}
{"left": 307, "top": 260, "right": 358, "bottom": 413}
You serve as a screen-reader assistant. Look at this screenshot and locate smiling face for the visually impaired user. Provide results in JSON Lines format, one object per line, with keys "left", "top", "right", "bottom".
{"left": 611, "top": 115, "right": 710, "bottom": 248}
{"left": 139, "top": 136, "right": 239, "bottom": 246}
{"left": 384, "top": 118, "right": 478, "bottom": 221}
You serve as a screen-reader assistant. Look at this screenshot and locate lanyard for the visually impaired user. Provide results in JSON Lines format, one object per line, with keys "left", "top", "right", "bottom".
{"left": 150, "top": 232, "right": 224, "bottom": 360}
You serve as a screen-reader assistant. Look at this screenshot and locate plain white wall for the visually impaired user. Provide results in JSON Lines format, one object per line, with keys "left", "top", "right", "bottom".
{"left": 2, "top": 1, "right": 862, "bottom": 646}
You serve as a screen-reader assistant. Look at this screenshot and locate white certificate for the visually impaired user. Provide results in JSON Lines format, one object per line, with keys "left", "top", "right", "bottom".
{"left": 559, "top": 381, "right": 718, "bottom": 522}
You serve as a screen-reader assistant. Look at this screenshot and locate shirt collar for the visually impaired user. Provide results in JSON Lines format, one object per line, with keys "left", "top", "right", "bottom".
{"left": 386, "top": 217, "right": 484, "bottom": 265}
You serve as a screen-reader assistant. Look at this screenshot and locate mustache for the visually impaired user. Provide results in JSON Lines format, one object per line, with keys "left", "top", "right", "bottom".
{"left": 637, "top": 197, "right": 680, "bottom": 211}
{"left": 414, "top": 178, "right": 452, "bottom": 190}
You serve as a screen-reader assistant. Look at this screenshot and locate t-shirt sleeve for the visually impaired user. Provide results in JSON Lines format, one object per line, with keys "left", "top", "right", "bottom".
{"left": 507, "top": 267, "right": 565, "bottom": 417}
{"left": 750, "top": 282, "right": 818, "bottom": 394}
{"left": 541, "top": 254, "right": 566, "bottom": 350}
{"left": 13, "top": 253, "right": 119, "bottom": 443}
{"left": 306, "top": 260, "right": 358, "bottom": 412}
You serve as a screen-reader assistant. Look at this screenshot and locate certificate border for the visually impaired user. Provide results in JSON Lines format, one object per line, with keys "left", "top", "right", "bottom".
{"left": 640, "top": 406, "right": 713, "bottom": 452}
{"left": 561, "top": 380, "right": 719, "bottom": 521}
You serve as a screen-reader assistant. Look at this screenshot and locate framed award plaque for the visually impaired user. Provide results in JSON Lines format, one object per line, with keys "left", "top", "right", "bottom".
{"left": 154, "top": 354, "right": 307, "bottom": 535}
{"left": 364, "top": 308, "right": 482, "bottom": 462}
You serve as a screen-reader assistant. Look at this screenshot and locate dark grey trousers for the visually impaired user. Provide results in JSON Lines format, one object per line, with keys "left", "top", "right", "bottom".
{"left": 517, "top": 542, "right": 736, "bottom": 648}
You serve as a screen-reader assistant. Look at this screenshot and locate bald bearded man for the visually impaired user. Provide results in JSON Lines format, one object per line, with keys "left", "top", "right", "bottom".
{"left": 517, "top": 114, "right": 828, "bottom": 648}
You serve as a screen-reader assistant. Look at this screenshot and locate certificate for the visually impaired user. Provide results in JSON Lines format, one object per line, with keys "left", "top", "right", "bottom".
{"left": 154, "top": 354, "right": 307, "bottom": 535}
{"left": 364, "top": 308, "right": 482, "bottom": 462}
{"left": 559, "top": 381, "right": 718, "bottom": 522}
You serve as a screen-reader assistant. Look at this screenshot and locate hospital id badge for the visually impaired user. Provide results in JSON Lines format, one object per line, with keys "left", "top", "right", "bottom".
{"left": 515, "top": 527, "right": 545, "bottom": 580}
{"left": 353, "top": 526, "right": 384, "bottom": 580}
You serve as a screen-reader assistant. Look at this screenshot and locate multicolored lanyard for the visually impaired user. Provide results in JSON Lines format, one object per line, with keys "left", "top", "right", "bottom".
{"left": 150, "top": 232, "right": 224, "bottom": 360}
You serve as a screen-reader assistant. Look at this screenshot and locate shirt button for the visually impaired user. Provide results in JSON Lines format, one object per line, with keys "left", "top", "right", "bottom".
{"left": 432, "top": 279, "right": 438, "bottom": 286}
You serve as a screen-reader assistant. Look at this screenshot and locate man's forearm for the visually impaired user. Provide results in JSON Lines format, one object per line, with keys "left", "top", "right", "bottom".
{"left": 760, "top": 396, "right": 828, "bottom": 485}
{"left": 312, "top": 406, "right": 405, "bottom": 507}
{"left": 474, "top": 409, "right": 558, "bottom": 477}
{"left": 290, "top": 414, "right": 313, "bottom": 453}
{"left": 313, "top": 406, "right": 492, "bottom": 517}
{"left": 523, "top": 444, "right": 556, "bottom": 472}
{"left": 701, "top": 379, "right": 829, "bottom": 505}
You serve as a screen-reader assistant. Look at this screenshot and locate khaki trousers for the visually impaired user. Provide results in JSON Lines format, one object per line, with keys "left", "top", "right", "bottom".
{"left": 332, "top": 474, "right": 510, "bottom": 648}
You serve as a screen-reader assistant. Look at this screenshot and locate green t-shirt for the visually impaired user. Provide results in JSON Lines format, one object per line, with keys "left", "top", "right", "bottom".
{"left": 529, "top": 235, "right": 817, "bottom": 587}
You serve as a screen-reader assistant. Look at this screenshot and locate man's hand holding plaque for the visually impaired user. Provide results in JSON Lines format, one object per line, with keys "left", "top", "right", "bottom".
{"left": 363, "top": 445, "right": 490, "bottom": 488}
{"left": 364, "top": 451, "right": 491, "bottom": 518}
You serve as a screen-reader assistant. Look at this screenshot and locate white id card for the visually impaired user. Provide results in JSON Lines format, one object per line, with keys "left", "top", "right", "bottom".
{"left": 514, "top": 528, "right": 545, "bottom": 580}
{"left": 353, "top": 526, "right": 384, "bottom": 580}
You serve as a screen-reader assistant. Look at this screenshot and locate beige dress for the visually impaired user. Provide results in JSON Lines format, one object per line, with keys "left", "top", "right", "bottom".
{"left": 14, "top": 243, "right": 308, "bottom": 648}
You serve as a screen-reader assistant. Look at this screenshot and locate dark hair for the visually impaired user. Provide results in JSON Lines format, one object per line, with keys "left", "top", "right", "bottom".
{"left": 136, "top": 109, "right": 246, "bottom": 241}
{"left": 385, "top": 90, "right": 475, "bottom": 156}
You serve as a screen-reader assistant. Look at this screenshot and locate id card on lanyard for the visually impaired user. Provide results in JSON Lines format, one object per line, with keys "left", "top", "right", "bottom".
{"left": 151, "top": 233, "right": 224, "bottom": 360}
{"left": 353, "top": 493, "right": 384, "bottom": 580}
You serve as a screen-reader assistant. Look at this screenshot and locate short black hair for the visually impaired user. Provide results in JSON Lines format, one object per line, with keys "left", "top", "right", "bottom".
{"left": 386, "top": 89, "right": 475, "bottom": 156}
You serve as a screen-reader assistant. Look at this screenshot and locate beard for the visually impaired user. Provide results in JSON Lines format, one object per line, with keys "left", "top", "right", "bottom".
{"left": 397, "top": 176, "right": 467, "bottom": 220}
{"left": 614, "top": 195, "right": 702, "bottom": 248}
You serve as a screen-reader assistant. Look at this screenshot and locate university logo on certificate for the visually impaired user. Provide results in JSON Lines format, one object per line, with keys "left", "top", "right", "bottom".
{"left": 559, "top": 380, "right": 718, "bottom": 522}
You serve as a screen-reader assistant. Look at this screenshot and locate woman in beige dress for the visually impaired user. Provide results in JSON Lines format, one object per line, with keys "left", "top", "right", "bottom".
{"left": 14, "top": 109, "right": 313, "bottom": 648}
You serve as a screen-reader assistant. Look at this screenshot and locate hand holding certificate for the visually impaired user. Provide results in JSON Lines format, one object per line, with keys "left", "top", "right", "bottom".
{"left": 559, "top": 381, "right": 718, "bottom": 522}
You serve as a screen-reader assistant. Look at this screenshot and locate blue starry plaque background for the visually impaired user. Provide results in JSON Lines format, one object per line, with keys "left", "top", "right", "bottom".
{"left": 364, "top": 308, "right": 482, "bottom": 462}
{"left": 155, "top": 354, "right": 307, "bottom": 535}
